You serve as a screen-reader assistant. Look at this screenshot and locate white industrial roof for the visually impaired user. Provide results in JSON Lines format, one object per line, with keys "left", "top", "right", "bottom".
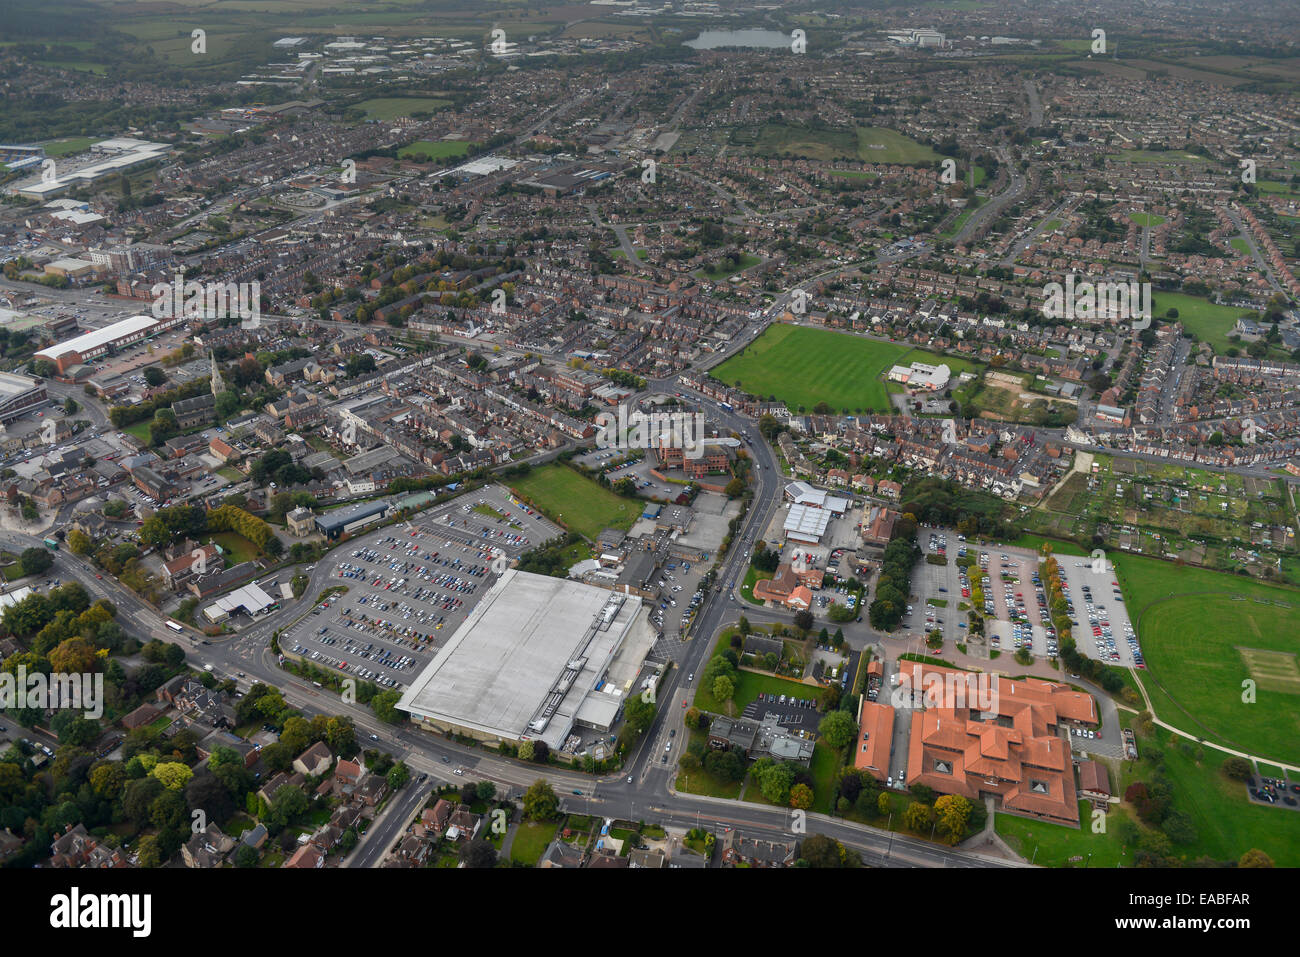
{"left": 397, "top": 569, "right": 646, "bottom": 748}
{"left": 784, "top": 503, "right": 831, "bottom": 541}
{"left": 207, "top": 582, "right": 276, "bottom": 615}
{"left": 35, "top": 314, "right": 158, "bottom": 360}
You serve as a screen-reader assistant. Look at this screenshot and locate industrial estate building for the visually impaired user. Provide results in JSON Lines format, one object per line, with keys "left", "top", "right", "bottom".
{"left": 0, "top": 372, "right": 48, "bottom": 424}
{"left": 396, "top": 569, "right": 656, "bottom": 751}
{"left": 13, "top": 138, "right": 171, "bottom": 200}
{"left": 33, "top": 314, "right": 188, "bottom": 375}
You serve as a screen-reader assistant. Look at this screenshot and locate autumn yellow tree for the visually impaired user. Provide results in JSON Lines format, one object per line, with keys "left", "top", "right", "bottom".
{"left": 789, "top": 783, "right": 814, "bottom": 810}
{"left": 151, "top": 762, "right": 193, "bottom": 791}
{"left": 934, "top": 794, "right": 972, "bottom": 843}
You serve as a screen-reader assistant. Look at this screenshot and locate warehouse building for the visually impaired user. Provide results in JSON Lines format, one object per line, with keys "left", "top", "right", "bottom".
{"left": 33, "top": 314, "right": 186, "bottom": 375}
{"left": 397, "top": 569, "right": 656, "bottom": 750}
{"left": 314, "top": 498, "right": 391, "bottom": 539}
{"left": 0, "top": 372, "right": 48, "bottom": 424}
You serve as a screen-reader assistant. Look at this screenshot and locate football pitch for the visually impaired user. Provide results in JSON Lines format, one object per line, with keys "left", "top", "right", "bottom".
{"left": 711, "top": 324, "right": 974, "bottom": 414}
{"left": 1115, "top": 554, "right": 1300, "bottom": 764}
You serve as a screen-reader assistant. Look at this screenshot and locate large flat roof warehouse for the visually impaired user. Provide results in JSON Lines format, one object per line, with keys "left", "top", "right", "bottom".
{"left": 443, "top": 156, "right": 519, "bottom": 177}
{"left": 397, "top": 569, "right": 655, "bottom": 750}
{"left": 784, "top": 503, "right": 831, "bottom": 543}
{"left": 33, "top": 314, "right": 161, "bottom": 363}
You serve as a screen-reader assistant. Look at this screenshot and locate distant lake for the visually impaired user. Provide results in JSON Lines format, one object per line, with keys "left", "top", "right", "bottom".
{"left": 685, "top": 29, "right": 791, "bottom": 50}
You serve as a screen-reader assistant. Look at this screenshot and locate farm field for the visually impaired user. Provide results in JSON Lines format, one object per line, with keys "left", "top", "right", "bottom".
{"left": 1109, "top": 149, "right": 1215, "bottom": 166}
{"left": 712, "top": 325, "right": 976, "bottom": 415}
{"left": 1113, "top": 553, "right": 1300, "bottom": 765}
{"left": 508, "top": 464, "right": 637, "bottom": 541}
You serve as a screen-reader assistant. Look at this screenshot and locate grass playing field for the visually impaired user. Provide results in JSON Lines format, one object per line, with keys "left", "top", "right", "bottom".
{"left": 355, "top": 97, "right": 452, "bottom": 121}
{"left": 712, "top": 324, "right": 905, "bottom": 412}
{"left": 1118, "top": 726, "right": 1300, "bottom": 867}
{"left": 1114, "top": 553, "right": 1300, "bottom": 764}
{"left": 748, "top": 123, "right": 939, "bottom": 165}
{"left": 1128, "top": 211, "right": 1166, "bottom": 227}
{"left": 712, "top": 324, "right": 976, "bottom": 414}
{"left": 397, "top": 140, "right": 471, "bottom": 160}
{"left": 1151, "top": 291, "right": 1256, "bottom": 353}
{"left": 507, "top": 464, "right": 637, "bottom": 541}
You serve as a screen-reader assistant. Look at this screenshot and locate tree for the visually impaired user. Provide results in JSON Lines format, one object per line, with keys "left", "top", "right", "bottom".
{"left": 136, "top": 834, "right": 163, "bottom": 868}
{"left": 66, "top": 529, "right": 92, "bottom": 556}
{"left": 517, "top": 740, "right": 535, "bottom": 762}
{"left": 1239, "top": 848, "right": 1274, "bottom": 868}
{"left": 18, "top": 547, "right": 53, "bottom": 577}
{"left": 902, "top": 801, "right": 934, "bottom": 832}
{"left": 266, "top": 784, "right": 309, "bottom": 829}
{"left": 933, "top": 794, "right": 972, "bottom": 842}
{"left": 1221, "top": 756, "right": 1252, "bottom": 781}
{"left": 712, "top": 675, "right": 735, "bottom": 708}
{"left": 703, "top": 747, "right": 745, "bottom": 782}
{"left": 724, "top": 477, "right": 746, "bottom": 498}
{"left": 151, "top": 761, "right": 193, "bottom": 791}
{"left": 789, "top": 783, "right": 814, "bottom": 810}
{"left": 459, "top": 838, "right": 498, "bottom": 868}
{"left": 370, "top": 689, "right": 403, "bottom": 723}
{"left": 878, "top": 792, "right": 891, "bottom": 816}
{"left": 799, "top": 832, "right": 850, "bottom": 867}
{"left": 522, "top": 779, "right": 558, "bottom": 822}
{"left": 90, "top": 761, "right": 126, "bottom": 799}
{"left": 752, "top": 759, "right": 796, "bottom": 805}
{"left": 475, "top": 780, "right": 497, "bottom": 801}
{"left": 817, "top": 710, "right": 858, "bottom": 750}
{"left": 143, "top": 366, "right": 167, "bottom": 387}
{"left": 233, "top": 844, "right": 260, "bottom": 868}
{"left": 793, "top": 609, "right": 814, "bottom": 633}
{"left": 387, "top": 761, "right": 410, "bottom": 791}
{"left": 49, "top": 637, "right": 98, "bottom": 675}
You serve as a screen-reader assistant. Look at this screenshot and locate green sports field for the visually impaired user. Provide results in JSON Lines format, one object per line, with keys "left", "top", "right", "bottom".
{"left": 1128, "top": 211, "right": 1166, "bottom": 227}
{"left": 747, "top": 123, "right": 939, "bottom": 165}
{"left": 1151, "top": 292, "right": 1255, "bottom": 353}
{"left": 397, "top": 140, "right": 471, "bottom": 161}
{"left": 355, "top": 97, "right": 452, "bottom": 121}
{"left": 508, "top": 464, "right": 637, "bottom": 541}
{"left": 711, "top": 324, "right": 976, "bottom": 414}
{"left": 1115, "top": 553, "right": 1300, "bottom": 764}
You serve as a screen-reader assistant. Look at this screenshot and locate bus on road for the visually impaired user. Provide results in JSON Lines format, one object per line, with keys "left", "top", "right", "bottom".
{"left": 42, "top": 537, "right": 58, "bottom": 550}
{"left": 165, "top": 620, "right": 184, "bottom": 633}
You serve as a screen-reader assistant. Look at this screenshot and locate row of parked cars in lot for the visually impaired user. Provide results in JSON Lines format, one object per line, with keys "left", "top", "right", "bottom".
{"left": 758, "top": 692, "right": 817, "bottom": 710}
{"left": 1072, "top": 580, "right": 1143, "bottom": 667}
{"left": 290, "top": 640, "right": 403, "bottom": 689}
{"left": 343, "top": 601, "right": 443, "bottom": 641}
